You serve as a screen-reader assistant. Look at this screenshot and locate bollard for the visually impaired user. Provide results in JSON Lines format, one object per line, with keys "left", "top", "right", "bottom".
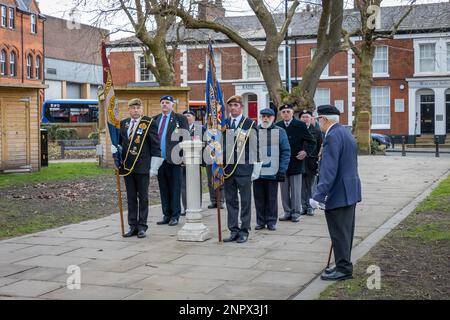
{"left": 401, "top": 136, "right": 406, "bottom": 156}
{"left": 435, "top": 136, "right": 440, "bottom": 158}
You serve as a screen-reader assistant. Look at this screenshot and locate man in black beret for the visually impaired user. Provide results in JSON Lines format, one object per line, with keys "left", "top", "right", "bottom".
{"left": 299, "top": 109, "right": 323, "bottom": 216}
{"left": 154, "top": 95, "right": 189, "bottom": 226}
{"left": 310, "top": 104, "right": 362, "bottom": 281}
{"left": 276, "top": 104, "right": 316, "bottom": 223}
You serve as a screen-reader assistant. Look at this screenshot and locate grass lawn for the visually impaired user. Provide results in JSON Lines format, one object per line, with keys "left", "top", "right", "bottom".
{"left": 0, "top": 162, "right": 112, "bottom": 188}
{"left": 319, "top": 174, "right": 450, "bottom": 300}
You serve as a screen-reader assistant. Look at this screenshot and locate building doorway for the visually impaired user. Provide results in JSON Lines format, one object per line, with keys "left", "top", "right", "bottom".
{"left": 243, "top": 93, "right": 258, "bottom": 122}
{"left": 420, "top": 94, "right": 435, "bottom": 134}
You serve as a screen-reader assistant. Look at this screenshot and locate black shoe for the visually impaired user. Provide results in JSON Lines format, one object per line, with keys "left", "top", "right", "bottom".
{"left": 267, "top": 225, "right": 276, "bottom": 231}
{"left": 156, "top": 218, "right": 170, "bottom": 225}
{"left": 321, "top": 271, "right": 353, "bottom": 281}
{"left": 168, "top": 218, "right": 179, "bottom": 226}
{"left": 236, "top": 234, "right": 248, "bottom": 243}
{"left": 180, "top": 211, "right": 186, "bottom": 216}
{"left": 291, "top": 214, "right": 301, "bottom": 222}
{"left": 208, "top": 203, "right": 217, "bottom": 209}
{"left": 223, "top": 234, "right": 239, "bottom": 242}
{"left": 306, "top": 209, "right": 315, "bottom": 216}
{"left": 255, "top": 225, "right": 265, "bottom": 230}
{"left": 219, "top": 203, "right": 225, "bottom": 209}
{"left": 324, "top": 266, "right": 336, "bottom": 274}
{"left": 123, "top": 228, "right": 138, "bottom": 237}
{"left": 278, "top": 214, "right": 291, "bottom": 221}
{"left": 300, "top": 210, "right": 307, "bottom": 216}
{"left": 137, "top": 230, "right": 146, "bottom": 238}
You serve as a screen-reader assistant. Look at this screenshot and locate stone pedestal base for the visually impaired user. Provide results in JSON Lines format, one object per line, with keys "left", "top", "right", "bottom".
{"left": 177, "top": 209, "right": 211, "bottom": 242}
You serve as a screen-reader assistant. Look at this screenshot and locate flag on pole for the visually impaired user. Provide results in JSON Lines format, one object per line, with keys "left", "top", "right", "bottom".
{"left": 99, "top": 41, "right": 121, "bottom": 166}
{"left": 205, "top": 41, "right": 226, "bottom": 190}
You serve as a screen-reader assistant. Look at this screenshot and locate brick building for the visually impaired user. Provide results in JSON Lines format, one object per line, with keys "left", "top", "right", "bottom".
{"left": 107, "top": 2, "right": 450, "bottom": 142}
{"left": 0, "top": 0, "right": 46, "bottom": 172}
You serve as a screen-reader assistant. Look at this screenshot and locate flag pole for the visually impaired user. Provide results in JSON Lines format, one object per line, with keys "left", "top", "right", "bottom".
{"left": 115, "top": 169, "right": 125, "bottom": 236}
{"left": 326, "top": 244, "right": 333, "bottom": 269}
{"left": 216, "top": 188, "right": 222, "bottom": 243}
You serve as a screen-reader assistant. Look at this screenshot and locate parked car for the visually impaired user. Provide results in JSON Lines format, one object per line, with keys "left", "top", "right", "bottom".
{"left": 371, "top": 133, "right": 392, "bottom": 148}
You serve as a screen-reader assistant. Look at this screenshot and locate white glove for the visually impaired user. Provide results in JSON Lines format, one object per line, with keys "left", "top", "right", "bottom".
{"left": 251, "top": 162, "right": 263, "bottom": 181}
{"left": 111, "top": 144, "right": 118, "bottom": 154}
{"left": 150, "top": 157, "right": 164, "bottom": 177}
{"left": 309, "top": 198, "right": 325, "bottom": 210}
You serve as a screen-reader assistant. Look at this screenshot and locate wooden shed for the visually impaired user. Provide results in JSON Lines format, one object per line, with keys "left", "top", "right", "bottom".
{"left": 0, "top": 83, "right": 46, "bottom": 172}
{"left": 98, "top": 86, "right": 191, "bottom": 168}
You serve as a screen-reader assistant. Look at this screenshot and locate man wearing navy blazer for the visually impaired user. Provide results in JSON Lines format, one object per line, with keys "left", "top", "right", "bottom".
{"left": 310, "top": 105, "right": 362, "bottom": 281}
{"left": 154, "top": 96, "right": 189, "bottom": 226}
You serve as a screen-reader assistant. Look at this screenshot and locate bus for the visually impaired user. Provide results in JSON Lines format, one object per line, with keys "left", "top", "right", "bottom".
{"left": 41, "top": 99, "right": 99, "bottom": 139}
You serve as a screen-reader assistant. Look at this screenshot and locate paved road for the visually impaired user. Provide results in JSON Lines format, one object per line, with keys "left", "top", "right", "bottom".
{"left": 0, "top": 155, "right": 448, "bottom": 299}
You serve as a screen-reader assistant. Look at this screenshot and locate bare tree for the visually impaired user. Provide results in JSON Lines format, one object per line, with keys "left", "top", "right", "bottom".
{"left": 163, "top": 0, "right": 343, "bottom": 109}
{"left": 342, "top": 0, "right": 415, "bottom": 154}
{"left": 73, "top": 0, "right": 182, "bottom": 86}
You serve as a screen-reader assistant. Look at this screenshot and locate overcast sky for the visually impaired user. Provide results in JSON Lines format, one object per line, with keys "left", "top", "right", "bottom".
{"left": 38, "top": 0, "right": 447, "bottom": 40}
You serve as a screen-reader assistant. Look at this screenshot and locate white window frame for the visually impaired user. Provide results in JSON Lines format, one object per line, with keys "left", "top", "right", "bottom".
{"left": 243, "top": 51, "right": 262, "bottom": 80}
{"left": 26, "top": 54, "right": 32, "bottom": 79}
{"left": 311, "top": 48, "right": 329, "bottom": 78}
{"left": 135, "top": 53, "right": 155, "bottom": 82}
{"left": 31, "top": 14, "right": 37, "bottom": 34}
{"left": 35, "top": 56, "right": 41, "bottom": 80}
{"left": 278, "top": 49, "right": 285, "bottom": 80}
{"left": 1, "top": 6, "right": 6, "bottom": 27}
{"left": 314, "top": 88, "right": 330, "bottom": 107}
{"left": 206, "top": 51, "right": 221, "bottom": 80}
{"left": 373, "top": 45, "right": 389, "bottom": 77}
{"left": 371, "top": 86, "right": 391, "bottom": 129}
{"left": 9, "top": 52, "right": 15, "bottom": 77}
{"left": 8, "top": 7, "right": 14, "bottom": 29}
{"left": 0, "top": 50, "right": 5, "bottom": 76}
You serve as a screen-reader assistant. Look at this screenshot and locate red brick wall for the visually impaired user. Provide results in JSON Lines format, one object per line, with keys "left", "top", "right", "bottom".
{"left": 109, "top": 51, "right": 135, "bottom": 86}
{"left": 293, "top": 43, "right": 347, "bottom": 77}
{"left": 0, "top": 0, "right": 44, "bottom": 85}
{"left": 220, "top": 47, "right": 242, "bottom": 80}
{"left": 188, "top": 48, "right": 206, "bottom": 81}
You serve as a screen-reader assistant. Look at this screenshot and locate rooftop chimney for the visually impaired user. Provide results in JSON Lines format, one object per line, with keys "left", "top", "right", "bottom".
{"left": 198, "top": 0, "right": 225, "bottom": 21}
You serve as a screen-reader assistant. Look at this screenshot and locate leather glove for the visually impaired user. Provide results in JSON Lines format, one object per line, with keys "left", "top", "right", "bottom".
{"left": 309, "top": 198, "right": 325, "bottom": 210}
{"left": 150, "top": 157, "right": 164, "bottom": 177}
{"left": 276, "top": 172, "right": 286, "bottom": 182}
{"left": 251, "top": 162, "right": 263, "bottom": 181}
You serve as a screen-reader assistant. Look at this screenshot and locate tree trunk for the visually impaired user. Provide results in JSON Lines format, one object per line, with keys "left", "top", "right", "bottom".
{"left": 258, "top": 51, "right": 284, "bottom": 108}
{"left": 353, "top": 43, "right": 375, "bottom": 154}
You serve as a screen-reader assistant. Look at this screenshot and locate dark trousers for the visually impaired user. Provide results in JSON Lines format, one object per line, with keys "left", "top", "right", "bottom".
{"left": 325, "top": 204, "right": 356, "bottom": 275}
{"left": 181, "top": 165, "right": 202, "bottom": 212}
{"left": 253, "top": 179, "right": 278, "bottom": 227}
{"left": 157, "top": 161, "right": 182, "bottom": 221}
{"left": 206, "top": 165, "right": 224, "bottom": 205}
{"left": 301, "top": 172, "right": 316, "bottom": 212}
{"left": 224, "top": 174, "right": 252, "bottom": 236}
{"left": 124, "top": 172, "right": 150, "bottom": 231}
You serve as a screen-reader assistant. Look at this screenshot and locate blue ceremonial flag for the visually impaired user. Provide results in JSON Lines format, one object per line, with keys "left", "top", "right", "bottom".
{"left": 99, "top": 41, "right": 121, "bottom": 167}
{"left": 205, "top": 42, "right": 226, "bottom": 190}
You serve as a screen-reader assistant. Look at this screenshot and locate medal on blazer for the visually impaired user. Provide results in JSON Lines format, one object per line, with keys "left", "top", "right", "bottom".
{"left": 119, "top": 116, "right": 153, "bottom": 176}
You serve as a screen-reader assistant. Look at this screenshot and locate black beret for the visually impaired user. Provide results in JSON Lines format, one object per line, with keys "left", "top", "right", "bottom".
{"left": 182, "top": 110, "right": 195, "bottom": 116}
{"left": 279, "top": 104, "right": 294, "bottom": 111}
{"left": 299, "top": 109, "right": 313, "bottom": 116}
{"left": 317, "top": 104, "right": 340, "bottom": 116}
{"left": 160, "top": 95, "right": 175, "bottom": 103}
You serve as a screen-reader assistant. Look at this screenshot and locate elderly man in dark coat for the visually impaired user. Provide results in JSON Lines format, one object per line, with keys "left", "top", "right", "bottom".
{"left": 310, "top": 105, "right": 362, "bottom": 281}
{"left": 276, "top": 104, "right": 316, "bottom": 223}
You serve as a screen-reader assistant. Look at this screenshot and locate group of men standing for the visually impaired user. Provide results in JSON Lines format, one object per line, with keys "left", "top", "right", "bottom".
{"left": 114, "top": 93, "right": 361, "bottom": 281}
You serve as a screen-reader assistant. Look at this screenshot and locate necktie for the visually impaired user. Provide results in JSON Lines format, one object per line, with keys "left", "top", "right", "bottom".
{"left": 128, "top": 120, "right": 136, "bottom": 139}
{"left": 285, "top": 121, "right": 289, "bottom": 127}
{"left": 231, "top": 118, "right": 237, "bottom": 130}
{"left": 158, "top": 115, "right": 167, "bottom": 140}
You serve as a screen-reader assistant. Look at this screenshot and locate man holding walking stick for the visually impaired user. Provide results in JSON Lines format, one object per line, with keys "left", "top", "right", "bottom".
{"left": 310, "top": 105, "right": 361, "bottom": 281}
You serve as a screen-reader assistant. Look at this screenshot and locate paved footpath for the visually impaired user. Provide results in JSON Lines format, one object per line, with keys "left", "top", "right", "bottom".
{"left": 0, "top": 156, "right": 448, "bottom": 300}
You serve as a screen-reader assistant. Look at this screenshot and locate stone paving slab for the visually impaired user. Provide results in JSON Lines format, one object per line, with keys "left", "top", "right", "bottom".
{"left": 0, "top": 155, "right": 448, "bottom": 299}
